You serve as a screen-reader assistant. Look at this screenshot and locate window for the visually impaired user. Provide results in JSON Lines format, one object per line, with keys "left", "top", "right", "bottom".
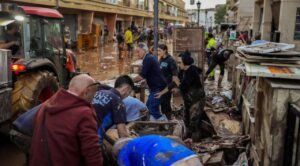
{"left": 42, "top": 19, "right": 63, "bottom": 53}
{"left": 138, "top": 0, "right": 145, "bottom": 9}
{"left": 24, "top": 17, "right": 42, "bottom": 58}
{"left": 294, "top": 8, "right": 300, "bottom": 40}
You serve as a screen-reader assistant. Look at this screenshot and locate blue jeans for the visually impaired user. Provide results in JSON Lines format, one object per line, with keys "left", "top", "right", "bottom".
{"left": 146, "top": 91, "right": 162, "bottom": 119}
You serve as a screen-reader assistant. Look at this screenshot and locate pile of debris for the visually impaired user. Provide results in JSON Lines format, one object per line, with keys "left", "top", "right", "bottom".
{"left": 236, "top": 42, "right": 300, "bottom": 79}
{"left": 189, "top": 81, "right": 249, "bottom": 165}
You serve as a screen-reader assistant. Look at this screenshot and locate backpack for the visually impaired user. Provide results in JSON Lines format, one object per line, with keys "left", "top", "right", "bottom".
{"left": 10, "top": 104, "right": 42, "bottom": 154}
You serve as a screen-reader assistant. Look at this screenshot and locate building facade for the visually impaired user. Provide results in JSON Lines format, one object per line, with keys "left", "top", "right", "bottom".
{"left": 227, "top": 0, "right": 300, "bottom": 50}
{"left": 253, "top": 0, "right": 300, "bottom": 51}
{"left": 5, "top": 0, "right": 187, "bottom": 42}
{"left": 226, "top": 0, "right": 254, "bottom": 31}
{"left": 187, "top": 8, "right": 215, "bottom": 29}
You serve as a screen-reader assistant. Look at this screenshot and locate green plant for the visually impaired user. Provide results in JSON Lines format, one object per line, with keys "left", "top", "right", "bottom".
{"left": 215, "top": 5, "right": 227, "bottom": 24}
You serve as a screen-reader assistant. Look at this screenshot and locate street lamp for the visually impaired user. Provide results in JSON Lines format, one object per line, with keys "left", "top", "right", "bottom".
{"left": 196, "top": 1, "right": 201, "bottom": 27}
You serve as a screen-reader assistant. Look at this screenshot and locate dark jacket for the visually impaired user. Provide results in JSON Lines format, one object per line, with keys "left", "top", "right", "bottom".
{"left": 168, "top": 65, "right": 203, "bottom": 95}
{"left": 178, "top": 65, "right": 203, "bottom": 94}
{"left": 30, "top": 89, "right": 103, "bottom": 166}
{"left": 140, "top": 53, "right": 167, "bottom": 92}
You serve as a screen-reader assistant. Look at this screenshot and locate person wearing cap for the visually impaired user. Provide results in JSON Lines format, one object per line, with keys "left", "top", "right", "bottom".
{"left": 204, "top": 49, "right": 234, "bottom": 88}
{"left": 155, "top": 51, "right": 205, "bottom": 141}
{"left": 113, "top": 135, "right": 203, "bottom": 166}
{"left": 133, "top": 42, "right": 167, "bottom": 121}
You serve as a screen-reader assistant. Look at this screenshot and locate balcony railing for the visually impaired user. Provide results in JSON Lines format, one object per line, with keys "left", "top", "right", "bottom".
{"left": 162, "top": 0, "right": 185, "bottom": 9}
{"left": 60, "top": 0, "right": 187, "bottom": 19}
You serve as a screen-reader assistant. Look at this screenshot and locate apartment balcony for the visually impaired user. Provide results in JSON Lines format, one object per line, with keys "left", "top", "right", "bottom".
{"left": 8, "top": 0, "right": 188, "bottom": 21}
{"left": 162, "top": 0, "right": 185, "bottom": 10}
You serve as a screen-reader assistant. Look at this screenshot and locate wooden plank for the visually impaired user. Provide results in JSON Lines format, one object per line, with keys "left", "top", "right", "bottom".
{"left": 250, "top": 145, "right": 261, "bottom": 166}
{"left": 205, "top": 111, "right": 242, "bottom": 136}
{"left": 205, "top": 151, "right": 226, "bottom": 166}
{"left": 242, "top": 95, "right": 255, "bottom": 123}
{"left": 200, "top": 154, "right": 211, "bottom": 164}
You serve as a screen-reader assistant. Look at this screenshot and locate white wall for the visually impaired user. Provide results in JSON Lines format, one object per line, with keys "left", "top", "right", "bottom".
{"left": 185, "top": 0, "right": 226, "bottom": 10}
{"left": 187, "top": 9, "right": 215, "bottom": 28}
{"left": 148, "top": 0, "right": 154, "bottom": 11}
{"left": 279, "top": 0, "right": 300, "bottom": 51}
{"left": 238, "top": 0, "right": 254, "bottom": 17}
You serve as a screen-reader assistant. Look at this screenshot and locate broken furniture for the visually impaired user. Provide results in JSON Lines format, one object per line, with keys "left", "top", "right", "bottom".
{"left": 236, "top": 44, "right": 300, "bottom": 166}
{"left": 251, "top": 78, "right": 300, "bottom": 166}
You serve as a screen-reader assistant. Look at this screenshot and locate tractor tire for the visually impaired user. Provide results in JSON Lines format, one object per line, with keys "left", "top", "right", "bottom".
{"left": 12, "top": 71, "right": 59, "bottom": 117}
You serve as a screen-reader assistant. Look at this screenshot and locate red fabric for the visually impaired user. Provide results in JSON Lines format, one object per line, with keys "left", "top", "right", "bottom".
{"left": 20, "top": 6, "right": 63, "bottom": 18}
{"left": 30, "top": 89, "right": 103, "bottom": 166}
{"left": 66, "top": 49, "right": 76, "bottom": 73}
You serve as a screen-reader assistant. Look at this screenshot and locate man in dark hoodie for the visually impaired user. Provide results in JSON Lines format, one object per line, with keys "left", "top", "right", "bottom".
{"left": 30, "top": 74, "right": 103, "bottom": 166}
{"left": 155, "top": 51, "right": 205, "bottom": 141}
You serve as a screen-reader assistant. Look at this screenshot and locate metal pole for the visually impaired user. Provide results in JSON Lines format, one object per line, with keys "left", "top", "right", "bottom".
{"left": 154, "top": 0, "right": 159, "bottom": 55}
{"left": 205, "top": 10, "right": 207, "bottom": 30}
{"left": 197, "top": 8, "right": 200, "bottom": 27}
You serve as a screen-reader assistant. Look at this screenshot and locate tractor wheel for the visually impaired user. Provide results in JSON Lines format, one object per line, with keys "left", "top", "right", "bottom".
{"left": 12, "top": 71, "right": 59, "bottom": 117}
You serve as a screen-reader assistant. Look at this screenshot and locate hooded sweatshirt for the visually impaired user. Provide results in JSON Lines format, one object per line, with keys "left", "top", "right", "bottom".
{"left": 30, "top": 89, "right": 103, "bottom": 166}
{"left": 168, "top": 65, "right": 203, "bottom": 95}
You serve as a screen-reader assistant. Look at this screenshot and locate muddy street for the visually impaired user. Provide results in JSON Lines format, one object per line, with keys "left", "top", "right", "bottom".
{"left": 76, "top": 43, "right": 133, "bottom": 81}
{"left": 0, "top": 133, "right": 26, "bottom": 166}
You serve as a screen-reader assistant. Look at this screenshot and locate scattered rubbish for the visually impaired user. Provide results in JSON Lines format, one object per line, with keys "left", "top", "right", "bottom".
{"left": 236, "top": 42, "right": 300, "bottom": 80}
{"left": 192, "top": 135, "right": 250, "bottom": 153}
{"left": 205, "top": 111, "right": 242, "bottom": 136}
{"left": 220, "top": 90, "right": 233, "bottom": 100}
{"left": 232, "top": 152, "right": 248, "bottom": 166}
{"left": 212, "top": 96, "right": 224, "bottom": 105}
{"left": 236, "top": 63, "right": 246, "bottom": 73}
{"left": 237, "top": 42, "right": 295, "bottom": 54}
